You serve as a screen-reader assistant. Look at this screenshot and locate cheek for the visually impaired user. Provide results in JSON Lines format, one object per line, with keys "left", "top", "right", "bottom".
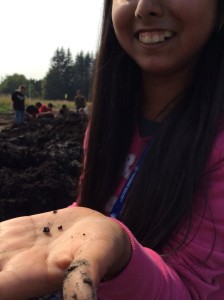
{"left": 112, "top": 2, "right": 133, "bottom": 33}
{"left": 177, "top": 0, "right": 217, "bottom": 32}
{"left": 112, "top": 6, "right": 124, "bottom": 34}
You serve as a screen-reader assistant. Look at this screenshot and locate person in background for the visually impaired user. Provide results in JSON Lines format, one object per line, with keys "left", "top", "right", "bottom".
{"left": 74, "top": 89, "right": 86, "bottom": 113}
{"left": 25, "top": 104, "right": 39, "bottom": 119}
{"left": 35, "top": 102, "right": 54, "bottom": 118}
{"left": 1, "top": 1, "right": 224, "bottom": 299}
{"left": 47, "top": 103, "right": 54, "bottom": 112}
{"left": 59, "top": 104, "right": 70, "bottom": 116}
{"left": 11, "top": 85, "right": 26, "bottom": 125}
{"left": 36, "top": 102, "right": 49, "bottom": 113}
{"left": 35, "top": 102, "right": 46, "bottom": 113}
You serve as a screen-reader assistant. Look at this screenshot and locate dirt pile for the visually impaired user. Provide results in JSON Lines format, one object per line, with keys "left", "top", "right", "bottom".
{"left": 0, "top": 113, "right": 87, "bottom": 221}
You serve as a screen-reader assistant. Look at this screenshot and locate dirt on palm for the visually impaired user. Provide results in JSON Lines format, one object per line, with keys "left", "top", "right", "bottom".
{"left": 0, "top": 113, "right": 87, "bottom": 222}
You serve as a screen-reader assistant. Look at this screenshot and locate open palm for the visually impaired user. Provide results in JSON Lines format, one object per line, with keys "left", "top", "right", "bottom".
{"left": 0, "top": 207, "right": 131, "bottom": 300}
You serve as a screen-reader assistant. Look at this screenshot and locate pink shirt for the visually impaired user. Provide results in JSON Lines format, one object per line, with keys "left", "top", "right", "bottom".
{"left": 71, "top": 121, "right": 224, "bottom": 299}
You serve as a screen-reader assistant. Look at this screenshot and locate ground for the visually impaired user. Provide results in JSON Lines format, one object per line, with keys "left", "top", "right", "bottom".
{"left": 0, "top": 113, "right": 87, "bottom": 222}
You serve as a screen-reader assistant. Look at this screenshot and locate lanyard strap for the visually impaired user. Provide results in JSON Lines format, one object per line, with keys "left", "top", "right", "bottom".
{"left": 110, "top": 139, "right": 152, "bottom": 219}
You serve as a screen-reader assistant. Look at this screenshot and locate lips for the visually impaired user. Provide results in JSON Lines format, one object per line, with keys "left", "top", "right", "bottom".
{"left": 138, "top": 30, "right": 174, "bottom": 45}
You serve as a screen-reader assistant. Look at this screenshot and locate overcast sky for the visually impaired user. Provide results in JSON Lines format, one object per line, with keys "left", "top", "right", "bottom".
{"left": 0, "top": 0, "right": 104, "bottom": 80}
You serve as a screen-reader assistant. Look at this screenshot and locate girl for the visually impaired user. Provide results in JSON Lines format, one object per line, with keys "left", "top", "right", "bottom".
{"left": 0, "top": 0, "right": 224, "bottom": 299}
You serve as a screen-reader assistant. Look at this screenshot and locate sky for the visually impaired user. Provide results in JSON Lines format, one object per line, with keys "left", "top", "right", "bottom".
{"left": 0, "top": 0, "right": 104, "bottom": 81}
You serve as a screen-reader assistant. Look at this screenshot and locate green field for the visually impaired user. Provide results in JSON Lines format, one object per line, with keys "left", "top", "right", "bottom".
{"left": 0, "top": 94, "right": 76, "bottom": 114}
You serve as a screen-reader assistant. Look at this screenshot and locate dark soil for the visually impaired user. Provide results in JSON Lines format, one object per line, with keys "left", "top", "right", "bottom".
{"left": 0, "top": 113, "right": 87, "bottom": 221}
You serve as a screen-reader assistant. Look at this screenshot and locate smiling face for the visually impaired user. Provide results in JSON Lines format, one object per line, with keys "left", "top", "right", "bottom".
{"left": 112, "top": 0, "right": 217, "bottom": 77}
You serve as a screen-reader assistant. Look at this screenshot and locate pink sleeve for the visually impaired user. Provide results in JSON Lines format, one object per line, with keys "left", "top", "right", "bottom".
{"left": 98, "top": 220, "right": 191, "bottom": 300}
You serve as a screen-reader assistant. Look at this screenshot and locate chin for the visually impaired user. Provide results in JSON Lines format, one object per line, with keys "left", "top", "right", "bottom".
{"left": 141, "top": 65, "right": 173, "bottom": 76}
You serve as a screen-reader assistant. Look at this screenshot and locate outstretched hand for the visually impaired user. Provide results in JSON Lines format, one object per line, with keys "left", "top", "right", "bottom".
{"left": 0, "top": 207, "right": 131, "bottom": 300}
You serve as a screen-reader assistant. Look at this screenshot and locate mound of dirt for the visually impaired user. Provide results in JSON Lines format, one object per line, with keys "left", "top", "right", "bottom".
{"left": 0, "top": 113, "right": 87, "bottom": 221}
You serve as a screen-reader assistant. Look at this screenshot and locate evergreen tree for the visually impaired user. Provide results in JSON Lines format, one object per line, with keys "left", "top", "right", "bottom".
{"left": 63, "top": 49, "right": 75, "bottom": 99}
{"left": 73, "top": 52, "right": 95, "bottom": 99}
{"left": 43, "top": 47, "right": 75, "bottom": 100}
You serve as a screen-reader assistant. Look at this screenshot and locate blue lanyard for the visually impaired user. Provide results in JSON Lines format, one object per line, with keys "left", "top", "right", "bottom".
{"left": 110, "top": 139, "right": 152, "bottom": 219}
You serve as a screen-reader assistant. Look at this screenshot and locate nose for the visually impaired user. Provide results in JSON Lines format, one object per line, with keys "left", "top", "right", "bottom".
{"left": 135, "top": 0, "right": 164, "bottom": 19}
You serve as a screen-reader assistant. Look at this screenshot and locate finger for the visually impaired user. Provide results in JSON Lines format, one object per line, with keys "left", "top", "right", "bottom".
{"left": 63, "top": 259, "right": 97, "bottom": 300}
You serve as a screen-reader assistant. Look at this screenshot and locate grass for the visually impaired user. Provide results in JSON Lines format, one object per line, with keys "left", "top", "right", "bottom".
{"left": 0, "top": 94, "right": 77, "bottom": 114}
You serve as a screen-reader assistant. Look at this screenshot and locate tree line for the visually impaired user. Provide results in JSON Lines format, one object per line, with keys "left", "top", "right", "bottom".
{"left": 0, "top": 48, "right": 95, "bottom": 100}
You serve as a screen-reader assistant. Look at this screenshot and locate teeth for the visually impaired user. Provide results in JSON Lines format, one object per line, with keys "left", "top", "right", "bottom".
{"left": 151, "top": 35, "right": 160, "bottom": 43}
{"left": 139, "top": 31, "right": 173, "bottom": 45}
{"left": 164, "top": 31, "right": 173, "bottom": 38}
{"left": 159, "top": 35, "right": 166, "bottom": 42}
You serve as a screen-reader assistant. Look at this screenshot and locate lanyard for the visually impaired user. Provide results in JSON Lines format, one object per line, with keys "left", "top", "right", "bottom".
{"left": 110, "top": 139, "right": 152, "bottom": 219}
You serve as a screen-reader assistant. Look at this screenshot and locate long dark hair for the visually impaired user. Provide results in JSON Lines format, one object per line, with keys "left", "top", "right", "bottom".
{"left": 79, "top": 0, "right": 224, "bottom": 251}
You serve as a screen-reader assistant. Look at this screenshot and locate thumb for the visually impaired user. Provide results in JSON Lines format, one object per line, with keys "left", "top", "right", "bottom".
{"left": 63, "top": 259, "right": 97, "bottom": 300}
